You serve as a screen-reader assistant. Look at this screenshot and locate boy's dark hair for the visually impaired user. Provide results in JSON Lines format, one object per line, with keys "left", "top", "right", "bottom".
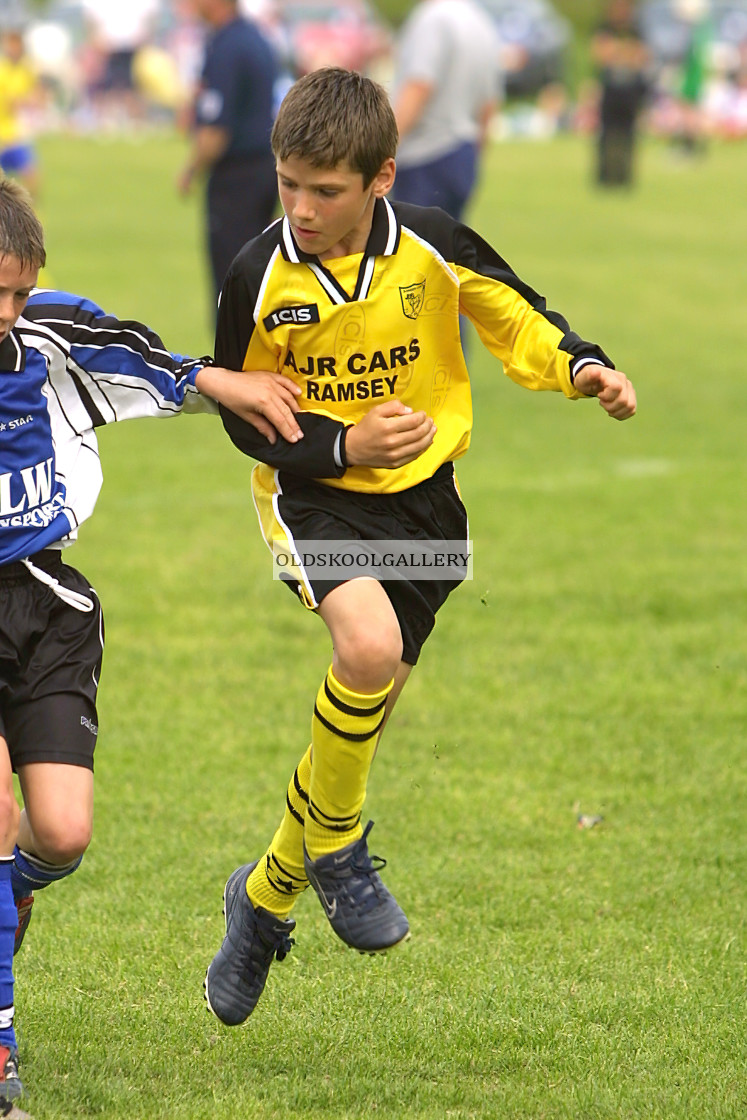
{"left": 0, "top": 176, "right": 46, "bottom": 270}
{"left": 271, "top": 68, "right": 398, "bottom": 187}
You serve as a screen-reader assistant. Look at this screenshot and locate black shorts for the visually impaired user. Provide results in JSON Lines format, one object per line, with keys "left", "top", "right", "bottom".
{"left": 258, "top": 463, "right": 469, "bottom": 665}
{"left": 98, "top": 48, "right": 136, "bottom": 93}
{"left": 0, "top": 552, "right": 104, "bottom": 770}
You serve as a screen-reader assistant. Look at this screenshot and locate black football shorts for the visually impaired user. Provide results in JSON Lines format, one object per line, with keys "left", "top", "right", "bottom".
{"left": 0, "top": 552, "right": 104, "bottom": 770}
{"left": 262, "top": 462, "right": 469, "bottom": 665}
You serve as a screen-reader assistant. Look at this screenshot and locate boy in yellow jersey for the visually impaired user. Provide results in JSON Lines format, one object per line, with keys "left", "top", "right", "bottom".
{"left": 0, "top": 30, "right": 42, "bottom": 200}
{"left": 204, "top": 67, "right": 636, "bottom": 1026}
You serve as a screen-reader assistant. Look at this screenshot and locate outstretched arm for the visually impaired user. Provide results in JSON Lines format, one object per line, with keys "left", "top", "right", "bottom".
{"left": 195, "top": 367, "right": 303, "bottom": 445}
{"left": 573, "top": 364, "right": 637, "bottom": 420}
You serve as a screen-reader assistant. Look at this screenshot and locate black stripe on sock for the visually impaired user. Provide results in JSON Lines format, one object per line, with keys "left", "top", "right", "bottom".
{"left": 269, "top": 853, "right": 307, "bottom": 885}
{"left": 307, "top": 799, "right": 361, "bottom": 831}
{"left": 313, "top": 704, "right": 386, "bottom": 742}
{"left": 293, "top": 767, "right": 310, "bottom": 805}
{"left": 286, "top": 793, "right": 304, "bottom": 826}
{"left": 324, "top": 677, "right": 387, "bottom": 718}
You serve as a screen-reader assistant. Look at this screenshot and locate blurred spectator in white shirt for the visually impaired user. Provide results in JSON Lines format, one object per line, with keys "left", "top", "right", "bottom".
{"left": 81, "top": 0, "right": 160, "bottom": 126}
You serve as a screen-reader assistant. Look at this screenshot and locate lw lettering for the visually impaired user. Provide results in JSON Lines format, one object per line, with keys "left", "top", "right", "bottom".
{"left": 0, "top": 458, "right": 54, "bottom": 516}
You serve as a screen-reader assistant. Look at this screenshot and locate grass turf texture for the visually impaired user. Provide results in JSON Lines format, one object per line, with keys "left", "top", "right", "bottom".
{"left": 14, "top": 132, "right": 746, "bottom": 1119}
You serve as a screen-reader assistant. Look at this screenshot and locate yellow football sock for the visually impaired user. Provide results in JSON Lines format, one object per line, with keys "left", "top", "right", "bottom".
{"left": 304, "top": 667, "right": 393, "bottom": 860}
{"left": 246, "top": 747, "right": 311, "bottom": 918}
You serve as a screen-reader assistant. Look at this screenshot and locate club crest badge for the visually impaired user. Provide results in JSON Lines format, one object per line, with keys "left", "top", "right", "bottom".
{"left": 399, "top": 281, "right": 425, "bottom": 320}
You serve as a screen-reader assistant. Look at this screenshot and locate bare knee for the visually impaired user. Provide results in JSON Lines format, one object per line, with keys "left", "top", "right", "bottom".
{"left": 28, "top": 815, "right": 92, "bottom": 865}
{"left": 18, "top": 762, "right": 94, "bottom": 864}
{"left": 334, "top": 623, "right": 403, "bottom": 693}
{"left": 321, "top": 580, "right": 404, "bottom": 693}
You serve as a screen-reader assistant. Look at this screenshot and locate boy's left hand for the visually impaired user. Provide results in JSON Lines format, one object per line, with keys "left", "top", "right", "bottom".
{"left": 574, "top": 365, "right": 637, "bottom": 420}
{"left": 195, "top": 367, "right": 303, "bottom": 444}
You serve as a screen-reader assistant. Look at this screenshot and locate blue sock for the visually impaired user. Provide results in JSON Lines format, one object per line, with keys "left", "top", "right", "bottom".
{"left": 11, "top": 845, "right": 82, "bottom": 902}
{"left": 0, "top": 858, "right": 17, "bottom": 1051}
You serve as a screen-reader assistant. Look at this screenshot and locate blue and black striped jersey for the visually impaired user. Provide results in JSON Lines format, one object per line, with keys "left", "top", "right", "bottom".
{"left": 217, "top": 197, "right": 614, "bottom": 494}
{"left": 0, "top": 289, "right": 213, "bottom": 565}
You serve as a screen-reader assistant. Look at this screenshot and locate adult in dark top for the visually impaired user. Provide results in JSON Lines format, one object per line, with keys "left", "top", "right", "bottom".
{"left": 179, "top": 0, "right": 279, "bottom": 309}
{"left": 591, "top": 0, "right": 651, "bottom": 186}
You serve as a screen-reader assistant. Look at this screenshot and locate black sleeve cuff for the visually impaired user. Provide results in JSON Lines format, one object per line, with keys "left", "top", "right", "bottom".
{"left": 219, "top": 405, "right": 347, "bottom": 479}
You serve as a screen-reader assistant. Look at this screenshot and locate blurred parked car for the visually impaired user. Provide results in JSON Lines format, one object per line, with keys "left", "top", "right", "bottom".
{"left": 640, "top": 0, "right": 747, "bottom": 74}
{"left": 474, "top": 0, "right": 571, "bottom": 97}
{"left": 269, "top": 0, "right": 392, "bottom": 77}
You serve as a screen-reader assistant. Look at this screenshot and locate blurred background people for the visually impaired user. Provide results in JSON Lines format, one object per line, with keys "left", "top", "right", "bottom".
{"left": 178, "top": 0, "right": 278, "bottom": 312}
{"left": 591, "top": 0, "right": 651, "bottom": 187}
{"left": 81, "top": 0, "right": 160, "bottom": 128}
{"left": 673, "top": 0, "right": 712, "bottom": 156}
{"left": 390, "top": 0, "right": 503, "bottom": 221}
{"left": 710, "top": 55, "right": 747, "bottom": 139}
{"left": 0, "top": 25, "right": 43, "bottom": 200}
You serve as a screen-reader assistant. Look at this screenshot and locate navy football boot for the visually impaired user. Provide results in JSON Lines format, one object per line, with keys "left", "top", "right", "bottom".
{"left": 204, "top": 862, "right": 295, "bottom": 1026}
{"left": 304, "top": 820, "right": 409, "bottom": 952}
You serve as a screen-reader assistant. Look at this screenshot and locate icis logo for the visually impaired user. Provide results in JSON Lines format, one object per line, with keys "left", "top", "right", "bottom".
{"left": 263, "top": 304, "right": 320, "bottom": 331}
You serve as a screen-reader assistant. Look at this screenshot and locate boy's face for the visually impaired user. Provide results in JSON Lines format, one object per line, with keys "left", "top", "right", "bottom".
{"left": 0, "top": 254, "right": 38, "bottom": 344}
{"left": 276, "top": 155, "right": 396, "bottom": 261}
{"left": 2, "top": 33, "right": 25, "bottom": 63}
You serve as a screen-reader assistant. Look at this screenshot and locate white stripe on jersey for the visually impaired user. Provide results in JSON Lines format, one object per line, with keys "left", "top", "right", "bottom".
{"left": 26, "top": 317, "right": 200, "bottom": 385}
{"left": 0, "top": 293, "right": 212, "bottom": 564}
{"left": 254, "top": 245, "right": 282, "bottom": 325}
{"left": 400, "top": 224, "right": 459, "bottom": 285}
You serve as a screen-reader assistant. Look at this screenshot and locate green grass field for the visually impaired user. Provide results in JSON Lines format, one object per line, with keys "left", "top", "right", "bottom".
{"left": 15, "top": 130, "right": 746, "bottom": 1119}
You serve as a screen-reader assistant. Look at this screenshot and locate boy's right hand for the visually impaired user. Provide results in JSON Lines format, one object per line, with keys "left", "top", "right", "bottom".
{"left": 195, "top": 367, "right": 303, "bottom": 444}
{"left": 345, "top": 400, "right": 436, "bottom": 468}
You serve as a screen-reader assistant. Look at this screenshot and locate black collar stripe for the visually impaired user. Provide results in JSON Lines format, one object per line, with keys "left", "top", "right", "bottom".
{"left": 11, "top": 333, "right": 23, "bottom": 369}
{"left": 308, "top": 263, "right": 348, "bottom": 305}
{"left": 381, "top": 198, "right": 399, "bottom": 255}
{"left": 1, "top": 331, "right": 25, "bottom": 371}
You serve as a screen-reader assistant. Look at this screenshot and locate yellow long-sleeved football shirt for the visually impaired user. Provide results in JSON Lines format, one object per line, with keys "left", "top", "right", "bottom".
{"left": 217, "top": 197, "right": 613, "bottom": 494}
{"left": 0, "top": 56, "right": 37, "bottom": 146}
